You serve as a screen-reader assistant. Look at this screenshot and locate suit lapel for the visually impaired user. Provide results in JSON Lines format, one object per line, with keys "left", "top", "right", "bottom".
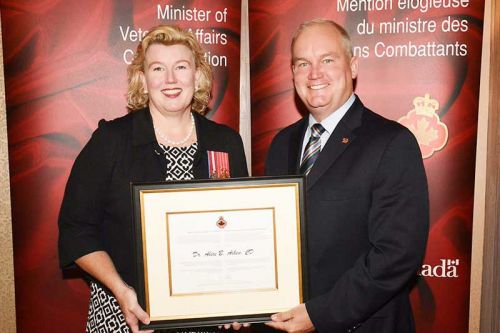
{"left": 289, "top": 118, "right": 309, "bottom": 174}
{"left": 306, "top": 97, "right": 364, "bottom": 190}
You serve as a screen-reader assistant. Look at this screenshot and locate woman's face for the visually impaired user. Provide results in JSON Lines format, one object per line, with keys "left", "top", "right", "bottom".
{"left": 141, "top": 43, "right": 200, "bottom": 115}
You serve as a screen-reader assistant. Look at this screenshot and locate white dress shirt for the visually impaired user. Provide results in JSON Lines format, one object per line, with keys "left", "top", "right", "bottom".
{"left": 300, "top": 94, "right": 356, "bottom": 162}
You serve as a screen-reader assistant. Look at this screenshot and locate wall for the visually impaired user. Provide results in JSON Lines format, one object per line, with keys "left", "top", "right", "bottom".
{"left": 0, "top": 13, "right": 16, "bottom": 333}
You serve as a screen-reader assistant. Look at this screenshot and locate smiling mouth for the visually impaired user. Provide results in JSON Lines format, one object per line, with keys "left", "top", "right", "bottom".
{"left": 162, "top": 88, "right": 182, "bottom": 97}
{"left": 308, "top": 83, "right": 329, "bottom": 90}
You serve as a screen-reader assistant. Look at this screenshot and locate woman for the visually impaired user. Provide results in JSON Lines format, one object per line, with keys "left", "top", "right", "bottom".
{"left": 58, "top": 25, "right": 248, "bottom": 333}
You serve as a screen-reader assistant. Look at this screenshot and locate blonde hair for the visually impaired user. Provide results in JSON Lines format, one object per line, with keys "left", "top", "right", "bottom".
{"left": 291, "top": 19, "right": 353, "bottom": 58}
{"left": 127, "top": 25, "right": 212, "bottom": 114}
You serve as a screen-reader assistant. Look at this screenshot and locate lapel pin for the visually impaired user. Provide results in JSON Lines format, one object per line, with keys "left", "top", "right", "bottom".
{"left": 342, "top": 137, "right": 349, "bottom": 144}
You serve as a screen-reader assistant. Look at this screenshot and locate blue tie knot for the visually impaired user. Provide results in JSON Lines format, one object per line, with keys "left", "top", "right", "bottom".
{"left": 311, "top": 123, "right": 326, "bottom": 138}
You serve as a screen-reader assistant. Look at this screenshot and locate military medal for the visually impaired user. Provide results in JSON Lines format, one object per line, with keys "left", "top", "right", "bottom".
{"left": 208, "top": 150, "right": 230, "bottom": 179}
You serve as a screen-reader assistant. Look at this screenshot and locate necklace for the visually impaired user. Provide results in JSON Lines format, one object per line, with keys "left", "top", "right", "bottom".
{"left": 154, "top": 113, "right": 195, "bottom": 146}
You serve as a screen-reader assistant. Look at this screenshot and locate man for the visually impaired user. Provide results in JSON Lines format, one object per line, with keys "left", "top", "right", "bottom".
{"left": 265, "top": 19, "right": 429, "bottom": 333}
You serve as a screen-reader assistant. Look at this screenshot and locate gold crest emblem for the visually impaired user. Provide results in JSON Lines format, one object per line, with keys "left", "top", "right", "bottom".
{"left": 398, "top": 94, "right": 448, "bottom": 159}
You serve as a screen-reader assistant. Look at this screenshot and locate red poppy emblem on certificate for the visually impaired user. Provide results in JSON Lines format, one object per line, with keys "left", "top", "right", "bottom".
{"left": 216, "top": 216, "right": 227, "bottom": 228}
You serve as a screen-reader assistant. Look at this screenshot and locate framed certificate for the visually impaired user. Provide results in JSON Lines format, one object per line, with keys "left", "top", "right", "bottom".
{"left": 131, "top": 176, "right": 308, "bottom": 330}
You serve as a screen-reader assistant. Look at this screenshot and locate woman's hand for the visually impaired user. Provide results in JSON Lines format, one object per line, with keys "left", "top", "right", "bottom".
{"left": 76, "top": 251, "right": 153, "bottom": 333}
{"left": 219, "top": 322, "right": 251, "bottom": 330}
{"left": 115, "top": 283, "right": 153, "bottom": 333}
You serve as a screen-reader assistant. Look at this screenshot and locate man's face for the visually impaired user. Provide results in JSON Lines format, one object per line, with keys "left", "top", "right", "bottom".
{"left": 292, "top": 24, "right": 358, "bottom": 121}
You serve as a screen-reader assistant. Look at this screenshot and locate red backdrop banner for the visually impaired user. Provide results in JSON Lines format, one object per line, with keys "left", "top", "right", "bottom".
{"left": 249, "top": 1, "right": 484, "bottom": 332}
{"left": 1, "top": 0, "right": 241, "bottom": 331}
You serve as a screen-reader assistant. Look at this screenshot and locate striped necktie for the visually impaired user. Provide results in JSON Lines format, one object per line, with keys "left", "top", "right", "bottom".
{"left": 300, "top": 123, "right": 326, "bottom": 175}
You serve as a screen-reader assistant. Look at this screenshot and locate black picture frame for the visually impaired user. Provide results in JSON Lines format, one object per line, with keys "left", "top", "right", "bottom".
{"left": 131, "top": 176, "right": 308, "bottom": 330}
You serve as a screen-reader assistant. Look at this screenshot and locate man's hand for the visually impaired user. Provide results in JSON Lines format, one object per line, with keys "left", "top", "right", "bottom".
{"left": 265, "top": 304, "right": 315, "bottom": 333}
{"left": 115, "top": 284, "right": 153, "bottom": 333}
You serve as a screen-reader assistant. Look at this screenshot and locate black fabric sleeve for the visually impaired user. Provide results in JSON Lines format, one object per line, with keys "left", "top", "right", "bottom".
{"left": 58, "top": 120, "right": 117, "bottom": 268}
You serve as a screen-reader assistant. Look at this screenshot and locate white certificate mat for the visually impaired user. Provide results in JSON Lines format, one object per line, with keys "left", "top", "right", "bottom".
{"left": 133, "top": 177, "right": 306, "bottom": 329}
{"left": 167, "top": 208, "right": 277, "bottom": 295}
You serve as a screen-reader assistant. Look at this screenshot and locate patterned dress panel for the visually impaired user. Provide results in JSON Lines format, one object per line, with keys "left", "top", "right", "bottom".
{"left": 160, "top": 143, "right": 198, "bottom": 181}
{"left": 87, "top": 282, "right": 130, "bottom": 333}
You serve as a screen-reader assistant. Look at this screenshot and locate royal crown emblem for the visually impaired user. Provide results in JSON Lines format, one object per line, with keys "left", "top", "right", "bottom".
{"left": 398, "top": 94, "right": 448, "bottom": 159}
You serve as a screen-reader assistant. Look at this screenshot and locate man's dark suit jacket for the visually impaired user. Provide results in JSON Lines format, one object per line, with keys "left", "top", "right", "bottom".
{"left": 265, "top": 96, "right": 429, "bottom": 333}
{"left": 58, "top": 108, "right": 248, "bottom": 288}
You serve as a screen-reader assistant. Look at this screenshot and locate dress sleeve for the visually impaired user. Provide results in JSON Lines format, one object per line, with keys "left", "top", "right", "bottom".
{"left": 58, "top": 120, "right": 118, "bottom": 269}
